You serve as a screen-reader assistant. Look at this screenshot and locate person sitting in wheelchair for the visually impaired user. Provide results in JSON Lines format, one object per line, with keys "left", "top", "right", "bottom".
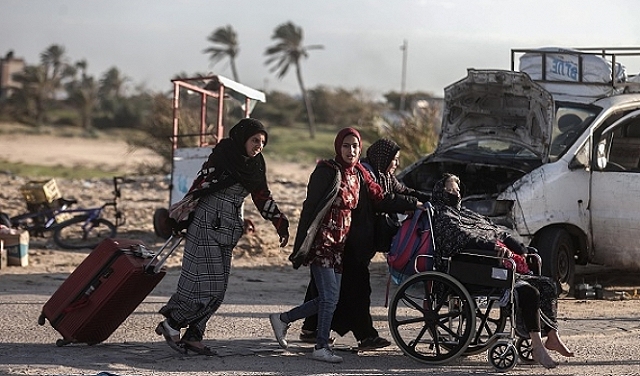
{"left": 430, "top": 173, "right": 574, "bottom": 369}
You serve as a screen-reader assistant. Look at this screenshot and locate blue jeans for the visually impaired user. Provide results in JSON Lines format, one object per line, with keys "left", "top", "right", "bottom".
{"left": 284, "top": 264, "right": 342, "bottom": 348}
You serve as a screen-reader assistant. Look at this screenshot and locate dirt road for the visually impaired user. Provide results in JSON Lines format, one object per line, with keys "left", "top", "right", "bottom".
{"left": 1, "top": 129, "right": 640, "bottom": 375}
{"left": 2, "top": 260, "right": 640, "bottom": 376}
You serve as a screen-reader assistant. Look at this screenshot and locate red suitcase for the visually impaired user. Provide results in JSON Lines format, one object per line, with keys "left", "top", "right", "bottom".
{"left": 38, "top": 236, "right": 182, "bottom": 346}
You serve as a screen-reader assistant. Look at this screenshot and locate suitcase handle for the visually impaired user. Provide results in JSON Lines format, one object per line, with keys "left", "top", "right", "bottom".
{"left": 144, "top": 235, "right": 184, "bottom": 274}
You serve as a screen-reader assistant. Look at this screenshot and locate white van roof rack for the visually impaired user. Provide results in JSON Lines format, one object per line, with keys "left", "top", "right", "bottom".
{"left": 510, "top": 47, "right": 640, "bottom": 98}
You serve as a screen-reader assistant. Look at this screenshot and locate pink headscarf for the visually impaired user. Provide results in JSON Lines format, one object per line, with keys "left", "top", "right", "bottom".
{"left": 334, "top": 127, "right": 361, "bottom": 171}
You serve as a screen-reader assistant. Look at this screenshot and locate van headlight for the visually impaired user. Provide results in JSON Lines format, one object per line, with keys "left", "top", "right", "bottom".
{"left": 463, "top": 199, "right": 514, "bottom": 217}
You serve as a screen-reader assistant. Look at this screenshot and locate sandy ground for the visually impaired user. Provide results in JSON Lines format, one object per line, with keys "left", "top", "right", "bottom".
{"left": 0, "top": 132, "right": 161, "bottom": 174}
{"left": 1, "top": 131, "right": 640, "bottom": 376}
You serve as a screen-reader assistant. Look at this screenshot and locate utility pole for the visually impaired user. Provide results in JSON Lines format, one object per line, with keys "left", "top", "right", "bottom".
{"left": 399, "top": 39, "right": 408, "bottom": 112}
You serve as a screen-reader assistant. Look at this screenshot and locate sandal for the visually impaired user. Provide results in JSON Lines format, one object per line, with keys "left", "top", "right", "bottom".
{"left": 155, "top": 321, "right": 186, "bottom": 354}
{"left": 182, "top": 341, "right": 217, "bottom": 356}
{"left": 357, "top": 336, "right": 391, "bottom": 351}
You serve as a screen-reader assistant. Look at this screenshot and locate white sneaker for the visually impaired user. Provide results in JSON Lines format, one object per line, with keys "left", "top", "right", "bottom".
{"left": 269, "top": 313, "right": 290, "bottom": 349}
{"left": 311, "top": 347, "right": 343, "bottom": 363}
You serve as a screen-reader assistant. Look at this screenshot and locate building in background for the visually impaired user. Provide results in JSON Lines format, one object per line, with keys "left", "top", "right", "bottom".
{"left": 0, "top": 51, "right": 25, "bottom": 101}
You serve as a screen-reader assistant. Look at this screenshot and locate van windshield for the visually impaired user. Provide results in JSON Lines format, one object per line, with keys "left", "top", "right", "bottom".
{"left": 549, "top": 104, "right": 600, "bottom": 158}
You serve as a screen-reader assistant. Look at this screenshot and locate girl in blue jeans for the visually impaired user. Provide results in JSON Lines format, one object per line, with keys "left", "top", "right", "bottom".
{"left": 270, "top": 127, "right": 384, "bottom": 363}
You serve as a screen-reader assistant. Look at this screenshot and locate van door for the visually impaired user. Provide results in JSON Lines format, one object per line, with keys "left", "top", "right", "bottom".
{"left": 590, "top": 109, "right": 640, "bottom": 266}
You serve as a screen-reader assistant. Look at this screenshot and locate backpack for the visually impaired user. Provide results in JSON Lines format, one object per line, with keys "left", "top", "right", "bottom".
{"left": 387, "top": 205, "right": 435, "bottom": 285}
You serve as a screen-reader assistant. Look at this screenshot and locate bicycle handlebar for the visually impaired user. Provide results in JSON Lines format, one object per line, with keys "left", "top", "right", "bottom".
{"left": 111, "top": 176, "right": 135, "bottom": 227}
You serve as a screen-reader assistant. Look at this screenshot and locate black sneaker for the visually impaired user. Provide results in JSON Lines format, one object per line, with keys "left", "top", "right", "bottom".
{"left": 357, "top": 336, "right": 391, "bottom": 351}
{"left": 299, "top": 330, "right": 336, "bottom": 345}
{"left": 299, "top": 330, "right": 317, "bottom": 343}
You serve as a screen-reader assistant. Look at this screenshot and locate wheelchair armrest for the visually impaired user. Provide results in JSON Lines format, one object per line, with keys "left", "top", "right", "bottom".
{"left": 459, "top": 248, "right": 496, "bottom": 257}
{"left": 448, "top": 251, "right": 515, "bottom": 289}
{"left": 456, "top": 249, "right": 509, "bottom": 265}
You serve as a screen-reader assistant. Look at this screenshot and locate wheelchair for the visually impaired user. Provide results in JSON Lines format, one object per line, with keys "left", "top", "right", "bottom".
{"left": 386, "top": 209, "right": 542, "bottom": 372}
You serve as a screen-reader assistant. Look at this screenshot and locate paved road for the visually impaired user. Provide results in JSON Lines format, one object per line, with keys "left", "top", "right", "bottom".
{"left": 1, "top": 263, "right": 640, "bottom": 376}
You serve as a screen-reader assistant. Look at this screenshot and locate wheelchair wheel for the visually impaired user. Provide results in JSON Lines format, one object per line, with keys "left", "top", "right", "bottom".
{"left": 516, "top": 337, "right": 534, "bottom": 362}
{"left": 463, "top": 300, "right": 508, "bottom": 355}
{"left": 388, "top": 271, "right": 476, "bottom": 365}
{"left": 488, "top": 342, "right": 518, "bottom": 372}
{"left": 152, "top": 207, "right": 172, "bottom": 239}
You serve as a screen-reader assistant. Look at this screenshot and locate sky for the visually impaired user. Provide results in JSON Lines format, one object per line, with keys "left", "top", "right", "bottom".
{"left": 3, "top": 0, "right": 640, "bottom": 99}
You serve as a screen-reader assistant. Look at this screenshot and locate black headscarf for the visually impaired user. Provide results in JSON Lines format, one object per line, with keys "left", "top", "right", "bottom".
{"left": 431, "top": 173, "right": 507, "bottom": 261}
{"left": 431, "top": 173, "right": 461, "bottom": 210}
{"left": 197, "top": 118, "right": 268, "bottom": 193}
{"left": 366, "top": 138, "right": 400, "bottom": 177}
{"left": 229, "top": 117, "right": 268, "bottom": 152}
{"left": 363, "top": 138, "right": 401, "bottom": 192}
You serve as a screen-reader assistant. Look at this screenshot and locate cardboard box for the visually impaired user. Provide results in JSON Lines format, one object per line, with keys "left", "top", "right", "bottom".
{"left": 0, "top": 231, "right": 29, "bottom": 266}
{"left": 0, "top": 241, "right": 7, "bottom": 269}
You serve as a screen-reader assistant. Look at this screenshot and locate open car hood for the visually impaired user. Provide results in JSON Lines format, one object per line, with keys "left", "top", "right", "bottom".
{"left": 438, "top": 69, "right": 554, "bottom": 160}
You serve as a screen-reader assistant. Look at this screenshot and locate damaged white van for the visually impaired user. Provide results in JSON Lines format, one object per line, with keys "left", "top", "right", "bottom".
{"left": 399, "top": 48, "right": 640, "bottom": 294}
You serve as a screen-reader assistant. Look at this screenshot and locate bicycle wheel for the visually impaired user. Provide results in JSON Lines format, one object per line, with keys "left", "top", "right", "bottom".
{"left": 53, "top": 215, "right": 117, "bottom": 250}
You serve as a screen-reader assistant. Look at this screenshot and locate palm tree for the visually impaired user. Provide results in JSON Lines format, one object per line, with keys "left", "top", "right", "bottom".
{"left": 12, "top": 65, "right": 48, "bottom": 126}
{"left": 99, "top": 67, "right": 128, "bottom": 98}
{"left": 75, "top": 59, "right": 88, "bottom": 77}
{"left": 71, "top": 76, "right": 99, "bottom": 130}
{"left": 265, "top": 21, "right": 323, "bottom": 138}
{"left": 40, "top": 44, "right": 67, "bottom": 100}
{"left": 203, "top": 25, "right": 240, "bottom": 82}
{"left": 99, "top": 67, "right": 129, "bottom": 120}
{"left": 65, "top": 59, "right": 99, "bottom": 129}
{"left": 12, "top": 44, "right": 69, "bottom": 126}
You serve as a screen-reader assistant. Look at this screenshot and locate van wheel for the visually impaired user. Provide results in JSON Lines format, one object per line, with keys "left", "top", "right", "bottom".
{"left": 532, "top": 228, "right": 575, "bottom": 297}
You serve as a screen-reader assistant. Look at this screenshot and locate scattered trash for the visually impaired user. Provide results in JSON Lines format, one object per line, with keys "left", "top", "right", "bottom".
{"left": 615, "top": 289, "right": 640, "bottom": 300}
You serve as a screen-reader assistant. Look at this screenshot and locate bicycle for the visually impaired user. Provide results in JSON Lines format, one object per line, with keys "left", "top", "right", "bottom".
{"left": 0, "top": 176, "right": 129, "bottom": 250}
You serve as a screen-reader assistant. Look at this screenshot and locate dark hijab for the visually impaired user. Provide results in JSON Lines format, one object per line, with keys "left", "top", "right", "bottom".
{"left": 364, "top": 138, "right": 401, "bottom": 192}
{"left": 202, "top": 118, "right": 268, "bottom": 192}
{"left": 366, "top": 138, "right": 400, "bottom": 177}
{"left": 431, "top": 173, "right": 461, "bottom": 210}
{"left": 229, "top": 117, "right": 268, "bottom": 152}
{"left": 431, "top": 173, "right": 506, "bottom": 259}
